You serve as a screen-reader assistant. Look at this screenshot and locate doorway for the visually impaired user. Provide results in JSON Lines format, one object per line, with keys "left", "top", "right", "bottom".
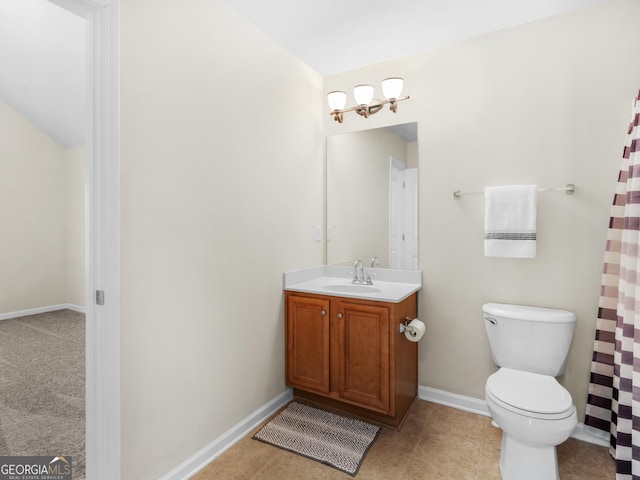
{"left": 389, "top": 156, "right": 419, "bottom": 270}
{"left": 47, "top": 1, "right": 120, "bottom": 479}
{"left": 0, "top": 0, "right": 88, "bottom": 475}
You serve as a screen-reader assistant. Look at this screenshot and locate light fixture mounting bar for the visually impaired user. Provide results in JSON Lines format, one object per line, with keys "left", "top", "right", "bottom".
{"left": 330, "top": 95, "right": 410, "bottom": 123}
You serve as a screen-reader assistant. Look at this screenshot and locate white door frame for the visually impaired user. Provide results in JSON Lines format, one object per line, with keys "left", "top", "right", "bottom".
{"left": 402, "top": 168, "right": 419, "bottom": 270}
{"left": 49, "top": 1, "right": 120, "bottom": 478}
{"left": 389, "top": 156, "right": 404, "bottom": 269}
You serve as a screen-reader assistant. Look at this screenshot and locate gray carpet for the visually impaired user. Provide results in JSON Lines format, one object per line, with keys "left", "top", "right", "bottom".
{"left": 0, "top": 309, "right": 85, "bottom": 479}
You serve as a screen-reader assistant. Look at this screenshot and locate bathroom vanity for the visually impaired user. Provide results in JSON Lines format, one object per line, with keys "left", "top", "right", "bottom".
{"left": 284, "top": 266, "right": 421, "bottom": 428}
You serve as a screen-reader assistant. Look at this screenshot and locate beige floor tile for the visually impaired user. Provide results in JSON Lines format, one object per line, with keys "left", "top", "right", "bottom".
{"left": 424, "top": 404, "right": 486, "bottom": 441}
{"left": 374, "top": 418, "right": 424, "bottom": 453}
{"left": 416, "top": 429, "right": 482, "bottom": 468}
{"left": 191, "top": 437, "right": 274, "bottom": 480}
{"left": 354, "top": 441, "right": 410, "bottom": 480}
{"left": 251, "top": 448, "right": 330, "bottom": 480}
{"left": 324, "top": 468, "right": 358, "bottom": 480}
{"left": 353, "top": 458, "right": 407, "bottom": 479}
{"left": 401, "top": 456, "right": 448, "bottom": 480}
{"left": 401, "top": 453, "right": 478, "bottom": 480}
{"left": 476, "top": 450, "right": 501, "bottom": 480}
{"left": 191, "top": 400, "right": 617, "bottom": 480}
{"left": 557, "top": 438, "right": 615, "bottom": 479}
{"left": 480, "top": 418, "right": 503, "bottom": 453}
{"left": 405, "top": 399, "right": 436, "bottom": 424}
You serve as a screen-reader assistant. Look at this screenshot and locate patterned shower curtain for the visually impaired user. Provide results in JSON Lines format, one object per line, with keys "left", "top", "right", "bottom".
{"left": 585, "top": 90, "right": 640, "bottom": 479}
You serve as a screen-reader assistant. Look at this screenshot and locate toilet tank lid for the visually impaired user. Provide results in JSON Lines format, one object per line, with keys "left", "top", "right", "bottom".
{"left": 483, "top": 303, "right": 576, "bottom": 323}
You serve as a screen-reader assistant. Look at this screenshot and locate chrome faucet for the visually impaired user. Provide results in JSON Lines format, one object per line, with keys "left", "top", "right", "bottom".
{"left": 352, "top": 259, "right": 374, "bottom": 285}
{"left": 353, "top": 260, "right": 364, "bottom": 284}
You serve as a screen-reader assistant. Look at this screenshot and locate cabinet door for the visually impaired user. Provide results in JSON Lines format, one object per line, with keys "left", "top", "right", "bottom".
{"left": 335, "top": 300, "right": 391, "bottom": 413}
{"left": 286, "top": 294, "right": 330, "bottom": 394}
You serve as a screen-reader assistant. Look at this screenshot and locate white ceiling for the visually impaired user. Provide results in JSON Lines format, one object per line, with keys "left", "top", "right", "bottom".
{"left": 0, "top": 0, "right": 85, "bottom": 149}
{"left": 223, "top": 0, "right": 605, "bottom": 76}
{"left": 1, "top": 0, "right": 605, "bottom": 149}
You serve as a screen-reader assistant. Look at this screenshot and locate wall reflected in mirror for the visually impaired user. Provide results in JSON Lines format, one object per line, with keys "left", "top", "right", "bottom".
{"left": 326, "top": 122, "right": 418, "bottom": 270}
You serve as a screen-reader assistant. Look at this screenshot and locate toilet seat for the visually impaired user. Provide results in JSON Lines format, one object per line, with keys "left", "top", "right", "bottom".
{"left": 486, "top": 368, "right": 575, "bottom": 420}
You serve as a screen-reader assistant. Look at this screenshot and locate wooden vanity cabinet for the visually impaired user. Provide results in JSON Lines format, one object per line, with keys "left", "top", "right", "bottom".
{"left": 285, "top": 291, "right": 418, "bottom": 429}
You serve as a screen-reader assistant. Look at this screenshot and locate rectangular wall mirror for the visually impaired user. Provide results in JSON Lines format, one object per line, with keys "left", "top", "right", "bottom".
{"left": 326, "top": 122, "right": 418, "bottom": 270}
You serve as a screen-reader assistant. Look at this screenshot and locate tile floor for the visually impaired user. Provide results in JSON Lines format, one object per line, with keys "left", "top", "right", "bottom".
{"left": 192, "top": 400, "right": 615, "bottom": 480}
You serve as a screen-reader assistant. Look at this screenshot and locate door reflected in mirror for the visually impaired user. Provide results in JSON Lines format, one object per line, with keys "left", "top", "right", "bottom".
{"left": 326, "top": 122, "right": 418, "bottom": 270}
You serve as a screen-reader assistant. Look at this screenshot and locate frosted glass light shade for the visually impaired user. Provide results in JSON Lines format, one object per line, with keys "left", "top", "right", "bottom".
{"left": 382, "top": 77, "right": 403, "bottom": 99}
{"left": 353, "top": 84, "right": 374, "bottom": 105}
{"left": 327, "top": 91, "right": 347, "bottom": 110}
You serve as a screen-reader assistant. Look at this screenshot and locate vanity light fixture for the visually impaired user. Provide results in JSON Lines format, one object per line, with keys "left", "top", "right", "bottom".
{"left": 328, "top": 77, "right": 410, "bottom": 123}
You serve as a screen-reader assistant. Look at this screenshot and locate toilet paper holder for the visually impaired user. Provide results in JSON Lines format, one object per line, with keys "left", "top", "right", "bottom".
{"left": 399, "top": 317, "right": 419, "bottom": 335}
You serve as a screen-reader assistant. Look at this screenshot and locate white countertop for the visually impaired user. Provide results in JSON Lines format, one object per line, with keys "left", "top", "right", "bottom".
{"left": 283, "top": 265, "right": 421, "bottom": 303}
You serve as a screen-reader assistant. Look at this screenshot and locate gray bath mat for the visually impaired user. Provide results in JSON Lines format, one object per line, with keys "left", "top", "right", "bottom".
{"left": 253, "top": 401, "right": 381, "bottom": 476}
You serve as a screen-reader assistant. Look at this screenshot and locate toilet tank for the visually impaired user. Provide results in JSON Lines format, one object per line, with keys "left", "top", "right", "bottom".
{"left": 483, "top": 303, "right": 576, "bottom": 376}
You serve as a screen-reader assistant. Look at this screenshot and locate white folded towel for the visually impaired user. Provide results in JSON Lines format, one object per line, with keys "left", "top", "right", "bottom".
{"left": 484, "top": 185, "right": 537, "bottom": 258}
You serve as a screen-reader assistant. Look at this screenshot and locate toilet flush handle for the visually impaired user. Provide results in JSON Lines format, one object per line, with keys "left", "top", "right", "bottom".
{"left": 486, "top": 317, "right": 498, "bottom": 325}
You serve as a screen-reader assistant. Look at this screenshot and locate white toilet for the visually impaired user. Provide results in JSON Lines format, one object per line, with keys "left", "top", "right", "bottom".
{"left": 483, "top": 303, "right": 578, "bottom": 480}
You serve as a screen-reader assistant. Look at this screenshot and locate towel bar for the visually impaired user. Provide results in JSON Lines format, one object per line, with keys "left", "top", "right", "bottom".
{"left": 453, "top": 183, "right": 575, "bottom": 199}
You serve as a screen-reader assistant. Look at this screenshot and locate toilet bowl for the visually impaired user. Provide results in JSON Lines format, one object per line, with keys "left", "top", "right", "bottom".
{"left": 482, "top": 303, "right": 578, "bottom": 480}
{"left": 486, "top": 368, "right": 577, "bottom": 480}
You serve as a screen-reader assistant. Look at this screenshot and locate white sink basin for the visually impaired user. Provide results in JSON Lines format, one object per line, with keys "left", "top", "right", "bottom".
{"left": 322, "top": 283, "right": 382, "bottom": 294}
{"left": 283, "top": 266, "right": 421, "bottom": 303}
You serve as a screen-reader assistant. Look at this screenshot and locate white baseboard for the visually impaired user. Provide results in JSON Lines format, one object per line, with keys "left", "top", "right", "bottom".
{"left": 0, "top": 303, "right": 86, "bottom": 321}
{"left": 572, "top": 423, "right": 609, "bottom": 446}
{"left": 159, "top": 388, "right": 293, "bottom": 480}
{"left": 419, "top": 385, "right": 490, "bottom": 417}
{"left": 419, "top": 385, "right": 609, "bottom": 448}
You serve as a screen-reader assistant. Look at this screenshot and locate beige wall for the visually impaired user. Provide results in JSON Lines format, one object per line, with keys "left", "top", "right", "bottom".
{"left": 119, "top": 1, "right": 323, "bottom": 478}
{"left": 325, "top": 0, "right": 640, "bottom": 422}
{"left": 407, "top": 141, "right": 418, "bottom": 169}
{"left": 64, "top": 146, "right": 86, "bottom": 307}
{"left": 0, "top": 99, "right": 85, "bottom": 314}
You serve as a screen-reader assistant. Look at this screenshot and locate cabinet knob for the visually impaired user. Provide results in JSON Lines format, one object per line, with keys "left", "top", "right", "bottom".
{"left": 321, "top": 310, "right": 326, "bottom": 316}
{"left": 337, "top": 313, "right": 343, "bottom": 319}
